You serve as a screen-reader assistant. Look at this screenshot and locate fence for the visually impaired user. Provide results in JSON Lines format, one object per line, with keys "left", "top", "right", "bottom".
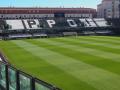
{"left": 0, "top": 55, "right": 61, "bottom": 90}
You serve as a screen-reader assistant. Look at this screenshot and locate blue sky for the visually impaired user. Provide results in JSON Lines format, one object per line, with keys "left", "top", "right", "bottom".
{"left": 0, "top": 0, "right": 102, "bottom": 9}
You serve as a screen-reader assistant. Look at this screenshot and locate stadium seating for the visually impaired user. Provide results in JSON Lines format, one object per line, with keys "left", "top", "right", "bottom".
{"left": 94, "top": 18, "right": 110, "bottom": 27}
{"left": 4, "top": 18, "right": 112, "bottom": 30}
{"left": 0, "top": 20, "right": 6, "bottom": 29}
{"left": 6, "top": 20, "right": 25, "bottom": 30}
{"left": 0, "top": 17, "right": 117, "bottom": 39}
{"left": 86, "top": 18, "right": 97, "bottom": 27}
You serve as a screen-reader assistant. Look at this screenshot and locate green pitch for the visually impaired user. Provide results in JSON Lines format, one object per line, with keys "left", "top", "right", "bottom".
{"left": 0, "top": 36, "right": 120, "bottom": 90}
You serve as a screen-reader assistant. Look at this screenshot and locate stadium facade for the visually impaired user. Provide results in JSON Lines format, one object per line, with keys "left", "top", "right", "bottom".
{"left": 0, "top": 7, "right": 96, "bottom": 19}
{"left": 97, "top": 0, "right": 120, "bottom": 18}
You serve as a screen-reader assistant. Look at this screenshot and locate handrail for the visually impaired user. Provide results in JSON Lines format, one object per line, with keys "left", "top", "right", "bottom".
{"left": 0, "top": 53, "right": 61, "bottom": 90}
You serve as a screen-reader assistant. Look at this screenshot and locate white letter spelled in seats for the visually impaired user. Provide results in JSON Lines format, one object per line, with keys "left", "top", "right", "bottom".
{"left": 67, "top": 19, "right": 77, "bottom": 27}
{"left": 47, "top": 20, "right": 56, "bottom": 28}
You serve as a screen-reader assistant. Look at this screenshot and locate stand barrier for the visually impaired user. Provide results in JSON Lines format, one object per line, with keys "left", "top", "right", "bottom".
{"left": 0, "top": 60, "right": 61, "bottom": 90}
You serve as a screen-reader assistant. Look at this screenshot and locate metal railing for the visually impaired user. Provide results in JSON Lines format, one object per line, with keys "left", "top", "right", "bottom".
{"left": 0, "top": 54, "right": 61, "bottom": 90}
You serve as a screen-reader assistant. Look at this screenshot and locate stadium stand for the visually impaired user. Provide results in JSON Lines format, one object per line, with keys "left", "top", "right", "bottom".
{"left": 0, "top": 17, "right": 119, "bottom": 40}
{"left": 86, "top": 19, "right": 97, "bottom": 27}
{"left": 94, "top": 18, "right": 110, "bottom": 27}
{"left": 4, "top": 18, "right": 112, "bottom": 29}
{"left": 6, "top": 20, "right": 25, "bottom": 30}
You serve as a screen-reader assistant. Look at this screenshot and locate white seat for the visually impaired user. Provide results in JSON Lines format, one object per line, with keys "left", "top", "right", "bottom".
{"left": 86, "top": 18, "right": 97, "bottom": 27}
{"left": 94, "top": 18, "right": 110, "bottom": 27}
{"left": 6, "top": 20, "right": 24, "bottom": 30}
{"left": 0, "top": 57, "right": 2, "bottom": 61}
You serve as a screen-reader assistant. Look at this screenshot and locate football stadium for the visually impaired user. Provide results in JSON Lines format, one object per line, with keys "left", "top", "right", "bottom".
{"left": 0, "top": 1, "right": 120, "bottom": 90}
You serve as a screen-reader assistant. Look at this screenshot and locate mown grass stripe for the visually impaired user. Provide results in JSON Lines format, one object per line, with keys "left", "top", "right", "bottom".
{"left": 36, "top": 39, "right": 120, "bottom": 63}
{"left": 53, "top": 37, "right": 120, "bottom": 55}
{"left": 92, "top": 36, "right": 120, "bottom": 40}
{"left": 78, "top": 36, "right": 120, "bottom": 44}
{"left": 12, "top": 40, "right": 120, "bottom": 90}
{"left": 86, "top": 36, "right": 120, "bottom": 40}
{"left": 54, "top": 37, "right": 120, "bottom": 50}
